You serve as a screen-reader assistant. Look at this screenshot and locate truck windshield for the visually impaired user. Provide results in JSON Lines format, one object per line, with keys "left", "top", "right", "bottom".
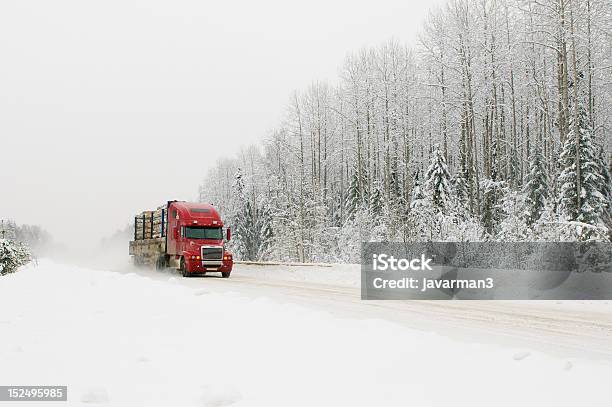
{"left": 184, "top": 227, "right": 222, "bottom": 240}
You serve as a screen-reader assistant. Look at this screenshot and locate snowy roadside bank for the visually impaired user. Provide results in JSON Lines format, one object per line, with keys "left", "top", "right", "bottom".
{"left": 1, "top": 260, "right": 611, "bottom": 406}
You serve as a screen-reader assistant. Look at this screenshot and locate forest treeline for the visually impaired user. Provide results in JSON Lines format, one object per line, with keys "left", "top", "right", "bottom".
{"left": 199, "top": 0, "right": 612, "bottom": 262}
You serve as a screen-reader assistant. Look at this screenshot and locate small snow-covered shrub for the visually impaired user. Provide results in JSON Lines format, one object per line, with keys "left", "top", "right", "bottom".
{"left": 0, "top": 238, "right": 31, "bottom": 276}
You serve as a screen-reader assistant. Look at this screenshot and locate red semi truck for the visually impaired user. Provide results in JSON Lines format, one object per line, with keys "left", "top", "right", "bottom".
{"left": 129, "top": 201, "right": 233, "bottom": 278}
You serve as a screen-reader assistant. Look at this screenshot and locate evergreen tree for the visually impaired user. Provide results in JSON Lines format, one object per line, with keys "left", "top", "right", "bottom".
{"left": 523, "top": 144, "right": 549, "bottom": 225}
{"left": 410, "top": 171, "right": 425, "bottom": 209}
{"left": 595, "top": 147, "right": 612, "bottom": 209}
{"left": 344, "top": 166, "right": 368, "bottom": 221}
{"left": 558, "top": 106, "right": 606, "bottom": 225}
{"left": 0, "top": 238, "right": 31, "bottom": 276}
{"left": 369, "top": 181, "right": 383, "bottom": 222}
{"left": 232, "top": 168, "right": 255, "bottom": 260}
{"left": 595, "top": 147, "right": 612, "bottom": 238}
{"left": 425, "top": 144, "right": 452, "bottom": 210}
{"left": 256, "top": 198, "right": 274, "bottom": 260}
{"left": 407, "top": 171, "right": 437, "bottom": 241}
{"left": 451, "top": 173, "right": 469, "bottom": 210}
{"left": 497, "top": 191, "right": 530, "bottom": 241}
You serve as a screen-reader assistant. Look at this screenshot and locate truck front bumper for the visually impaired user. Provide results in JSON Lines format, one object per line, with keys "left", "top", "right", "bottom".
{"left": 184, "top": 258, "right": 233, "bottom": 273}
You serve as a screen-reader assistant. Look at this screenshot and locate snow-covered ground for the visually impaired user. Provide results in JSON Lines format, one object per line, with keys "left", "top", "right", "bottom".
{"left": 234, "top": 262, "right": 361, "bottom": 287}
{"left": 1, "top": 260, "right": 612, "bottom": 406}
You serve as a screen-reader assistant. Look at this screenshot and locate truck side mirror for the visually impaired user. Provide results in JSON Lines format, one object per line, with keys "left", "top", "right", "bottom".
{"left": 174, "top": 228, "right": 179, "bottom": 240}
{"left": 226, "top": 227, "right": 231, "bottom": 241}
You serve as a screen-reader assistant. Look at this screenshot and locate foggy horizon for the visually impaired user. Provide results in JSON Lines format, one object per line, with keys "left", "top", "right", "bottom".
{"left": 0, "top": 0, "right": 438, "bottom": 249}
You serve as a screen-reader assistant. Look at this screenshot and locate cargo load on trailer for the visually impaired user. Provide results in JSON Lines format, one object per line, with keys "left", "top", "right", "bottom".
{"left": 129, "top": 201, "right": 233, "bottom": 278}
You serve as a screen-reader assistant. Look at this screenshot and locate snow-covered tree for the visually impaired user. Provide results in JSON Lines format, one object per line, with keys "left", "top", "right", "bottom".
{"left": 0, "top": 239, "right": 31, "bottom": 276}
{"left": 451, "top": 172, "right": 469, "bottom": 210}
{"left": 369, "top": 181, "right": 383, "bottom": 221}
{"left": 337, "top": 207, "right": 371, "bottom": 262}
{"left": 256, "top": 198, "right": 274, "bottom": 260}
{"left": 231, "top": 168, "right": 255, "bottom": 260}
{"left": 595, "top": 147, "right": 612, "bottom": 210}
{"left": 523, "top": 144, "right": 549, "bottom": 225}
{"left": 409, "top": 172, "right": 424, "bottom": 208}
{"left": 344, "top": 166, "right": 368, "bottom": 221}
{"left": 407, "top": 172, "right": 437, "bottom": 241}
{"left": 480, "top": 179, "right": 507, "bottom": 236}
{"left": 498, "top": 191, "right": 530, "bottom": 241}
{"left": 425, "top": 144, "right": 452, "bottom": 211}
{"left": 558, "top": 106, "right": 606, "bottom": 226}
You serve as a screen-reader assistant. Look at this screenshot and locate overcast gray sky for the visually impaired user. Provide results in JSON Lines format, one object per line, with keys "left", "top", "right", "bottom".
{"left": 0, "top": 0, "right": 439, "bottom": 248}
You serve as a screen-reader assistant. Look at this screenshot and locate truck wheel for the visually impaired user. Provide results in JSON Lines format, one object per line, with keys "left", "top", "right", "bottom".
{"left": 180, "top": 258, "right": 190, "bottom": 277}
{"left": 221, "top": 272, "right": 231, "bottom": 278}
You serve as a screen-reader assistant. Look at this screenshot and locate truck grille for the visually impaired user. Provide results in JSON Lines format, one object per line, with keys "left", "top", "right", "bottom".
{"left": 201, "top": 246, "right": 223, "bottom": 262}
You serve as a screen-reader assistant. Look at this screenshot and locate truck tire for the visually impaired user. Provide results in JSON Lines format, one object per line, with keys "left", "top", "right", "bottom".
{"left": 156, "top": 255, "right": 169, "bottom": 270}
{"left": 221, "top": 271, "right": 231, "bottom": 278}
{"left": 180, "top": 257, "right": 190, "bottom": 278}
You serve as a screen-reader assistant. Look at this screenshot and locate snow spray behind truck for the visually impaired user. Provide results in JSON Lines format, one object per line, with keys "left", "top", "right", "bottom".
{"left": 129, "top": 201, "right": 233, "bottom": 278}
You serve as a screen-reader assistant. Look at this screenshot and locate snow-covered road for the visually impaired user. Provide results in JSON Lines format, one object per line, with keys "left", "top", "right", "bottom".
{"left": 1, "top": 259, "right": 611, "bottom": 406}
{"left": 138, "top": 262, "right": 612, "bottom": 361}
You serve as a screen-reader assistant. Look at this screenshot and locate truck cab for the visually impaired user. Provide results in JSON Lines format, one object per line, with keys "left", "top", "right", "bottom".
{"left": 166, "top": 201, "right": 233, "bottom": 277}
